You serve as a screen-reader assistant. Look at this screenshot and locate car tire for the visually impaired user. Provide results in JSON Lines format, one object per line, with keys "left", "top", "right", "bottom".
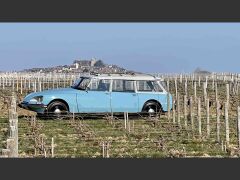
{"left": 47, "top": 101, "right": 69, "bottom": 119}
{"left": 142, "top": 101, "right": 162, "bottom": 117}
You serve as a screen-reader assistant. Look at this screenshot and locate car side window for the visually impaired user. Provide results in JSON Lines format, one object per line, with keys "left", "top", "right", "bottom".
{"left": 136, "top": 80, "right": 163, "bottom": 92}
{"left": 152, "top": 81, "right": 163, "bottom": 92}
{"left": 112, "top": 80, "right": 135, "bottom": 92}
{"left": 88, "top": 79, "right": 111, "bottom": 91}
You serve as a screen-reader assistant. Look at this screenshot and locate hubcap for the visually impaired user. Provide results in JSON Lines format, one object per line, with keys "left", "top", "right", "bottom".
{"left": 148, "top": 108, "right": 155, "bottom": 113}
{"left": 54, "top": 108, "right": 61, "bottom": 114}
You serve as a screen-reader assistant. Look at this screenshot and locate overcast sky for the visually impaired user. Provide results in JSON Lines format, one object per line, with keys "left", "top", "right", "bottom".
{"left": 0, "top": 23, "right": 240, "bottom": 73}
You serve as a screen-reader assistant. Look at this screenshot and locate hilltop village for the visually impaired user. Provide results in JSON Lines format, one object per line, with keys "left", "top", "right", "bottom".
{"left": 22, "top": 59, "right": 128, "bottom": 74}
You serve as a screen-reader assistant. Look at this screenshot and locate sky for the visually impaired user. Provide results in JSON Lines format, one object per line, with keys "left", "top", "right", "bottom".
{"left": 0, "top": 23, "right": 240, "bottom": 73}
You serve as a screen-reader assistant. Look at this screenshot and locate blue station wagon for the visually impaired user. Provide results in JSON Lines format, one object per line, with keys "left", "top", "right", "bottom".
{"left": 19, "top": 73, "right": 173, "bottom": 117}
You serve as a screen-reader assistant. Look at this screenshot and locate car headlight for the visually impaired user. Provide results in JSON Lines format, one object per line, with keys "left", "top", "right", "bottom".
{"left": 29, "top": 96, "right": 43, "bottom": 104}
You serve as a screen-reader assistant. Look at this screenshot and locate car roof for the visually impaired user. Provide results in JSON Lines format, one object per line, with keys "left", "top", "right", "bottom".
{"left": 80, "top": 73, "right": 163, "bottom": 81}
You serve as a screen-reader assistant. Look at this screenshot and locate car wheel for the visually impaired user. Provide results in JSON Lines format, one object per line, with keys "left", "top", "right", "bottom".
{"left": 47, "top": 101, "right": 69, "bottom": 119}
{"left": 142, "top": 101, "right": 161, "bottom": 117}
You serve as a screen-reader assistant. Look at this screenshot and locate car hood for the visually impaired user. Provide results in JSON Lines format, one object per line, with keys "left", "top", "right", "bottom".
{"left": 40, "top": 88, "right": 78, "bottom": 94}
{"left": 23, "top": 88, "right": 79, "bottom": 101}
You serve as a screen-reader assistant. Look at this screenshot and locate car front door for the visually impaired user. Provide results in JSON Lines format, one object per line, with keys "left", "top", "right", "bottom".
{"left": 110, "top": 79, "right": 138, "bottom": 113}
{"left": 76, "top": 78, "right": 111, "bottom": 113}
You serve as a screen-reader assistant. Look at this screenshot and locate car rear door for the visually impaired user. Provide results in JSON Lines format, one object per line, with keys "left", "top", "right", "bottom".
{"left": 110, "top": 79, "right": 138, "bottom": 113}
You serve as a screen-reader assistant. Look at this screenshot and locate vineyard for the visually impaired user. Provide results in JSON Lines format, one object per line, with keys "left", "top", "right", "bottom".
{"left": 1, "top": 72, "right": 240, "bottom": 158}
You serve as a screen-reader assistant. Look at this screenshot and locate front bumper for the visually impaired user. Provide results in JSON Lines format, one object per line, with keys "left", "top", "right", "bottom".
{"left": 18, "top": 101, "right": 47, "bottom": 113}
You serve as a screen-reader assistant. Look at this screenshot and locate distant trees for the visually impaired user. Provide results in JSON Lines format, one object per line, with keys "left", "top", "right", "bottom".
{"left": 194, "top": 67, "right": 211, "bottom": 75}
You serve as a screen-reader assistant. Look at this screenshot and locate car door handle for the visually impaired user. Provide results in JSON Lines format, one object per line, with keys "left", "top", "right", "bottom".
{"left": 105, "top": 92, "right": 110, "bottom": 95}
{"left": 132, "top": 94, "right": 137, "bottom": 96}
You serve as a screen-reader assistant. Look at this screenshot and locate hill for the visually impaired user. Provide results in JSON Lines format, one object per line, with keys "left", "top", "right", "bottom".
{"left": 21, "top": 58, "right": 129, "bottom": 74}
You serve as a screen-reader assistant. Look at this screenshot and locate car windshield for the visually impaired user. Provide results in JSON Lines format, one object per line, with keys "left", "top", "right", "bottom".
{"left": 71, "top": 77, "right": 91, "bottom": 90}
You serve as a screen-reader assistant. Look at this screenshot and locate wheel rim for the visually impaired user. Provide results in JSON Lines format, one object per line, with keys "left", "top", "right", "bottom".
{"left": 50, "top": 105, "right": 67, "bottom": 115}
{"left": 146, "top": 105, "right": 157, "bottom": 113}
{"left": 53, "top": 106, "right": 62, "bottom": 114}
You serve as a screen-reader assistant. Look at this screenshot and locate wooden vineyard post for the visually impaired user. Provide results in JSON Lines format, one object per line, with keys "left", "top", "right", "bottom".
{"left": 216, "top": 100, "right": 220, "bottom": 142}
{"left": 34, "top": 78, "right": 37, "bottom": 92}
{"left": 42, "top": 77, "right": 45, "bottom": 91}
{"left": 215, "top": 82, "right": 218, "bottom": 104}
{"left": 2, "top": 76, "right": 5, "bottom": 90}
{"left": 10, "top": 95, "right": 18, "bottom": 157}
{"left": 198, "top": 98, "right": 202, "bottom": 138}
{"left": 102, "top": 142, "right": 105, "bottom": 158}
{"left": 184, "top": 95, "right": 187, "bottom": 129}
{"left": 52, "top": 77, "right": 55, "bottom": 89}
{"left": 20, "top": 76, "right": 23, "bottom": 95}
{"left": 175, "top": 78, "right": 178, "bottom": 99}
{"left": 206, "top": 98, "right": 210, "bottom": 138}
{"left": 106, "top": 142, "right": 110, "bottom": 158}
{"left": 64, "top": 75, "right": 66, "bottom": 88}
{"left": 24, "top": 77, "right": 27, "bottom": 91}
{"left": 226, "top": 84, "right": 230, "bottom": 107}
{"left": 47, "top": 77, "right": 50, "bottom": 90}
{"left": 128, "top": 118, "right": 131, "bottom": 133}
{"left": 2, "top": 95, "right": 19, "bottom": 157}
{"left": 224, "top": 102, "right": 230, "bottom": 147}
{"left": 203, "top": 82, "right": 207, "bottom": 106}
{"left": 177, "top": 94, "right": 181, "bottom": 128}
{"left": 124, "top": 112, "right": 127, "bottom": 129}
{"left": 237, "top": 78, "right": 239, "bottom": 95}
{"left": 167, "top": 80, "right": 170, "bottom": 121}
{"left": 39, "top": 78, "right": 42, "bottom": 92}
{"left": 198, "top": 76, "right": 201, "bottom": 87}
{"left": 191, "top": 77, "right": 194, "bottom": 91}
{"left": 73, "top": 109, "right": 75, "bottom": 121}
{"left": 167, "top": 92, "right": 170, "bottom": 121}
{"left": 184, "top": 79, "right": 188, "bottom": 97}
{"left": 12, "top": 77, "right": 14, "bottom": 91}
{"left": 16, "top": 75, "right": 19, "bottom": 92}
{"left": 194, "top": 81, "right": 197, "bottom": 102}
{"left": 205, "top": 76, "right": 208, "bottom": 89}
{"left": 57, "top": 77, "right": 59, "bottom": 89}
{"left": 212, "top": 77, "right": 215, "bottom": 90}
{"left": 172, "top": 99, "right": 176, "bottom": 124}
{"left": 238, "top": 106, "right": 240, "bottom": 148}
{"left": 127, "top": 112, "right": 129, "bottom": 132}
{"left": 51, "top": 137, "right": 54, "bottom": 158}
{"left": 69, "top": 76, "right": 72, "bottom": 87}
{"left": 102, "top": 142, "right": 110, "bottom": 158}
{"left": 190, "top": 97, "right": 194, "bottom": 131}
{"left": 124, "top": 112, "right": 129, "bottom": 130}
{"left": 28, "top": 78, "right": 31, "bottom": 90}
